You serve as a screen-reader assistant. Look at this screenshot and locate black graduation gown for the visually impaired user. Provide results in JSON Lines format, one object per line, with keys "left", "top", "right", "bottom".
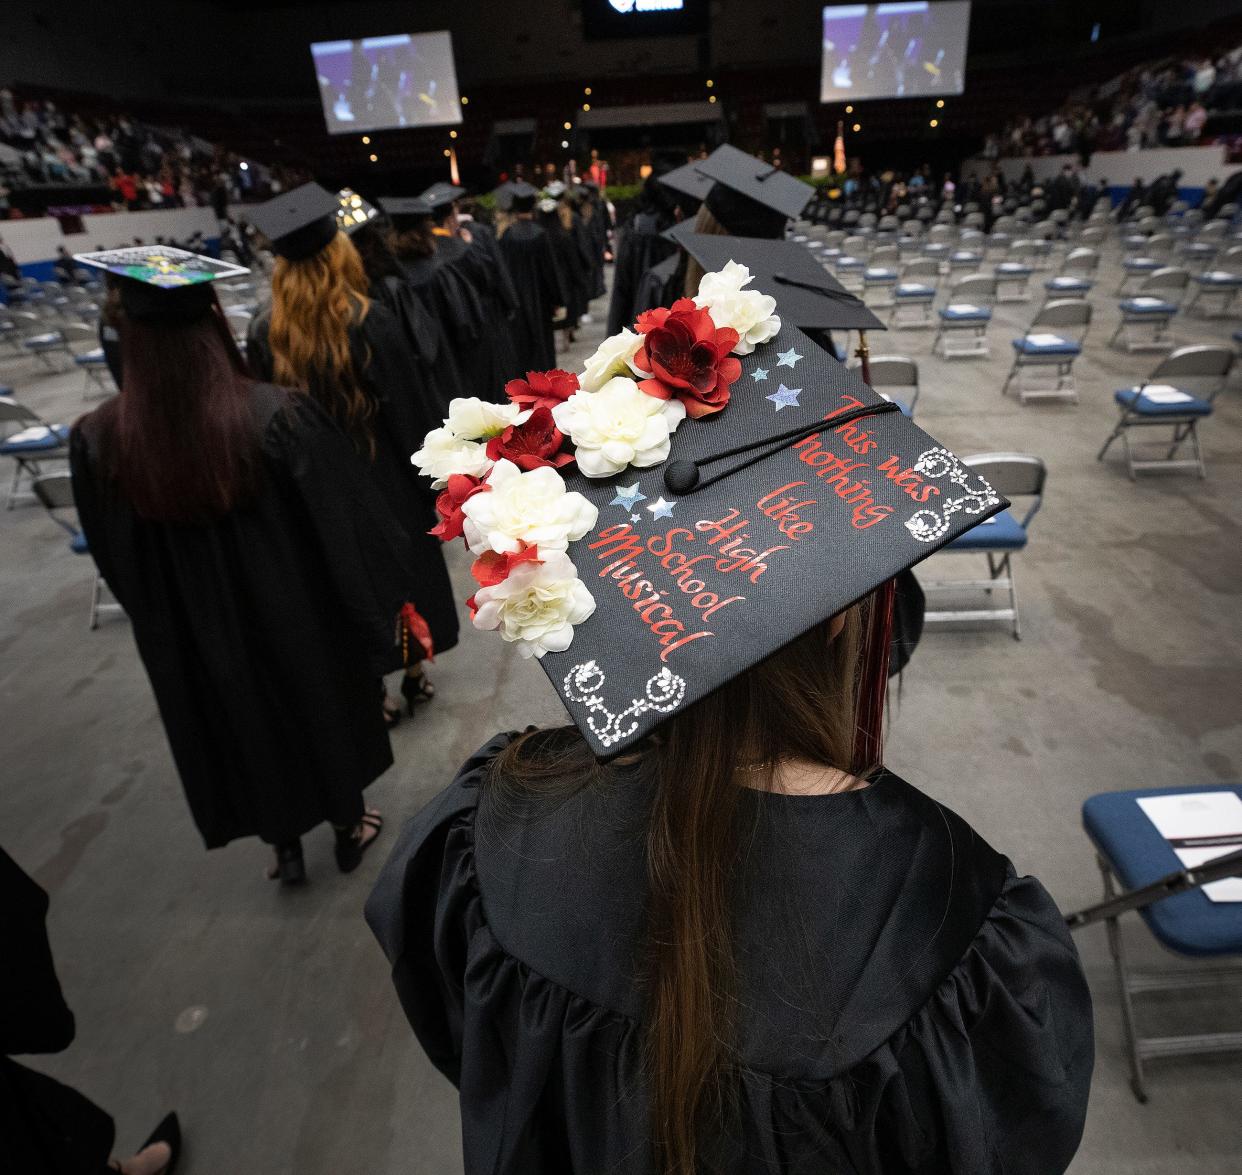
{"left": 540, "top": 214, "right": 589, "bottom": 331}
{"left": 1, "top": 848, "right": 114, "bottom": 1175}
{"left": 573, "top": 212, "right": 604, "bottom": 304}
{"left": 70, "top": 386, "right": 420, "bottom": 849}
{"left": 462, "top": 221, "right": 520, "bottom": 326}
{"left": 396, "top": 252, "right": 491, "bottom": 401}
{"left": 433, "top": 234, "right": 521, "bottom": 397}
{"left": 606, "top": 210, "right": 676, "bottom": 335}
{"left": 246, "top": 305, "right": 458, "bottom": 658}
{"left": 497, "top": 220, "right": 563, "bottom": 374}
{"left": 632, "top": 252, "right": 684, "bottom": 319}
{"left": 368, "top": 732, "right": 1094, "bottom": 1175}
{"left": 370, "top": 273, "right": 466, "bottom": 414}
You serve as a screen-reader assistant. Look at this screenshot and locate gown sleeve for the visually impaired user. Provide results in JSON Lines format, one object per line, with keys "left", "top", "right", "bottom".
{"left": 68, "top": 423, "right": 123, "bottom": 605}
{"left": 365, "top": 732, "right": 517, "bottom": 1086}
{"left": 264, "top": 394, "right": 421, "bottom": 677}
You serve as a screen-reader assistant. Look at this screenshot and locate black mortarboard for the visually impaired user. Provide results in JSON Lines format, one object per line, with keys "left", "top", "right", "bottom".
{"left": 336, "top": 188, "right": 379, "bottom": 234}
{"left": 248, "top": 183, "right": 340, "bottom": 261}
{"left": 492, "top": 182, "right": 517, "bottom": 212}
{"left": 658, "top": 160, "right": 715, "bottom": 203}
{"left": 420, "top": 181, "right": 467, "bottom": 213}
{"left": 74, "top": 246, "right": 248, "bottom": 322}
{"left": 509, "top": 180, "right": 539, "bottom": 213}
{"left": 535, "top": 317, "right": 1005, "bottom": 758}
{"left": 670, "top": 231, "right": 886, "bottom": 332}
{"left": 379, "top": 196, "right": 434, "bottom": 228}
{"left": 695, "top": 144, "right": 814, "bottom": 238}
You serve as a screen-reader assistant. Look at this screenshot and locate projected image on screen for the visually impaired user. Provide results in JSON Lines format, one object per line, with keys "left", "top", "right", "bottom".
{"left": 820, "top": 2, "right": 970, "bottom": 102}
{"left": 312, "top": 31, "right": 462, "bottom": 134}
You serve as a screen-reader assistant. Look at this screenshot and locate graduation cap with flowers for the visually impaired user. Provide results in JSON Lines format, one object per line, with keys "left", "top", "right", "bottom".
{"left": 413, "top": 256, "right": 1005, "bottom": 759}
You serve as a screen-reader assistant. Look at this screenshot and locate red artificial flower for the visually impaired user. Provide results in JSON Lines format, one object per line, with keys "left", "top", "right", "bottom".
{"left": 470, "top": 545, "right": 542, "bottom": 588}
{"left": 634, "top": 302, "right": 741, "bottom": 419}
{"left": 430, "top": 474, "right": 488, "bottom": 543}
{"left": 484, "top": 406, "right": 575, "bottom": 472}
{"left": 505, "top": 369, "right": 580, "bottom": 412}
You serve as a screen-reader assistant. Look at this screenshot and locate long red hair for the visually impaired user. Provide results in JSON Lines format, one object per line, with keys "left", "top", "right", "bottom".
{"left": 97, "top": 295, "right": 257, "bottom": 523}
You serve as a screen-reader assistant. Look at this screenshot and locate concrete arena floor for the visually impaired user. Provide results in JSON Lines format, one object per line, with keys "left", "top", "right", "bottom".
{"left": 2, "top": 240, "right": 1241, "bottom": 1173}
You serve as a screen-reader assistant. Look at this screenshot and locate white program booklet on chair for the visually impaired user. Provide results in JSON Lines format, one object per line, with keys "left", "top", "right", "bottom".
{"left": 1141, "top": 385, "right": 1193, "bottom": 404}
{"left": 1026, "top": 333, "right": 1067, "bottom": 346}
{"left": 1137, "top": 791, "right": 1242, "bottom": 902}
{"left": 1130, "top": 296, "right": 1166, "bottom": 307}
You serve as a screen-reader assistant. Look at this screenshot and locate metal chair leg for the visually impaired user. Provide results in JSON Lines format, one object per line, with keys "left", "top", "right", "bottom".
{"left": 1100, "top": 857, "right": 1148, "bottom": 1103}
{"left": 1097, "top": 421, "right": 1123, "bottom": 462}
{"left": 1006, "top": 555, "right": 1021, "bottom": 640}
{"left": 90, "top": 574, "right": 102, "bottom": 630}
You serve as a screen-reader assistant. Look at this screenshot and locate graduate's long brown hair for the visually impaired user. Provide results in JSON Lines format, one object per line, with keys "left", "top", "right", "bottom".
{"left": 493, "top": 595, "right": 887, "bottom": 1175}
{"left": 266, "top": 231, "right": 376, "bottom": 457}
{"left": 93, "top": 294, "right": 256, "bottom": 523}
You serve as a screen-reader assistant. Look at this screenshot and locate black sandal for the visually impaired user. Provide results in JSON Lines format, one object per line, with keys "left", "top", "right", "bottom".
{"left": 266, "top": 839, "right": 306, "bottom": 886}
{"left": 334, "top": 811, "right": 383, "bottom": 874}
{"left": 400, "top": 670, "right": 435, "bottom": 715}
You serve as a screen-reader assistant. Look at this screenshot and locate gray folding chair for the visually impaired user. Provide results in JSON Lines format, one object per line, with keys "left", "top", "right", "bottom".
{"left": 0, "top": 395, "right": 71, "bottom": 508}
{"left": 1003, "top": 299, "right": 1092, "bottom": 402}
{"left": 1111, "top": 267, "right": 1190, "bottom": 352}
{"left": 32, "top": 472, "right": 124, "bottom": 629}
{"left": 933, "top": 274, "right": 997, "bottom": 358}
{"left": 855, "top": 355, "right": 920, "bottom": 417}
{"left": 890, "top": 256, "right": 940, "bottom": 327}
{"left": 1097, "top": 345, "right": 1234, "bottom": 479}
{"left": 922, "top": 453, "right": 1045, "bottom": 639}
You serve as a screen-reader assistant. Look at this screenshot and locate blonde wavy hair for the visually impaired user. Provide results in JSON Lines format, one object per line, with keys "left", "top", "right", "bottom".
{"left": 268, "top": 231, "right": 376, "bottom": 456}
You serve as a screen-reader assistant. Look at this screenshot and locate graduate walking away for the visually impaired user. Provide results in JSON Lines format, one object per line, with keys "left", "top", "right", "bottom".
{"left": 70, "top": 246, "right": 421, "bottom": 885}
{"left": 368, "top": 253, "right": 1093, "bottom": 1173}
{"left": 246, "top": 183, "right": 459, "bottom": 725}
{"left": 497, "top": 181, "right": 565, "bottom": 373}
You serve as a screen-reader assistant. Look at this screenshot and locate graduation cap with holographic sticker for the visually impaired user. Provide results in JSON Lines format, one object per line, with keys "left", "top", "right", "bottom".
{"left": 336, "top": 188, "right": 380, "bottom": 234}
{"left": 74, "top": 245, "right": 248, "bottom": 320}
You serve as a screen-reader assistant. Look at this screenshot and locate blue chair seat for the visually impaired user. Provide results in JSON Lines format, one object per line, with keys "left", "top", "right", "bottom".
{"left": 69, "top": 530, "right": 89, "bottom": 555}
{"left": 1196, "top": 271, "right": 1242, "bottom": 287}
{"left": 1123, "top": 257, "right": 1160, "bottom": 271}
{"left": 74, "top": 348, "right": 106, "bottom": 366}
{"left": 1181, "top": 242, "right": 1216, "bottom": 255}
{"left": 1011, "top": 334, "right": 1081, "bottom": 355}
{"left": 895, "top": 282, "right": 935, "bottom": 297}
{"left": 939, "top": 304, "right": 991, "bottom": 321}
{"left": 1114, "top": 386, "right": 1212, "bottom": 416}
{"left": 1119, "top": 297, "right": 1177, "bottom": 315}
{"left": 1046, "top": 276, "right": 1093, "bottom": 292}
{"left": 0, "top": 423, "right": 70, "bottom": 454}
{"left": 1233, "top": 329, "right": 1242, "bottom": 343}
{"left": 22, "top": 332, "right": 64, "bottom": 349}
{"left": 1083, "top": 786, "right": 1242, "bottom": 957}
{"left": 945, "top": 508, "right": 1026, "bottom": 551}
{"left": 864, "top": 267, "right": 897, "bottom": 281}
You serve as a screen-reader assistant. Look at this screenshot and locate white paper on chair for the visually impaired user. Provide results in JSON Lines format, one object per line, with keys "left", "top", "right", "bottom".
{"left": 7, "top": 425, "right": 56, "bottom": 444}
{"left": 1026, "top": 333, "right": 1067, "bottom": 346}
{"left": 1130, "top": 296, "right": 1166, "bottom": 307}
{"left": 1137, "top": 791, "right": 1242, "bottom": 901}
{"left": 1203, "top": 271, "right": 1238, "bottom": 282}
{"left": 950, "top": 304, "right": 981, "bottom": 314}
{"left": 1141, "top": 385, "right": 1193, "bottom": 403}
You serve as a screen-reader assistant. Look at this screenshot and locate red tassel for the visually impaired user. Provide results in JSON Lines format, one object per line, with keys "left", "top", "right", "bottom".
{"left": 398, "top": 603, "right": 435, "bottom": 665}
{"left": 853, "top": 578, "right": 895, "bottom": 769}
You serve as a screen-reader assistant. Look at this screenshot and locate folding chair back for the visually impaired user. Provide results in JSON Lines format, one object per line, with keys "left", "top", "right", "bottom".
{"left": 1198, "top": 219, "right": 1228, "bottom": 241}
{"left": 900, "top": 256, "right": 939, "bottom": 280}
{"left": 863, "top": 355, "right": 920, "bottom": 414}
{"left": 963, "top": 453, "right": 1045, "bottom": 525}
{"left": 1150, "top": 344, "right": 1234, "bottom": 391}
{"left": 947, "top": 273, "right": 997, "bottom": 304}
{"left": 1030, "top": 298, "right": 1092, "bottom": 338}
{"left": 1139, "top": 267, "right": 1191, "bottom": 302}
{"left": 870, "top": 244, "right": 899, "bottom": 266}
{"left": 32, "top": 470, "right": 75, "bottom": 510}
{"left": 1080, "top": 225, "right": 1107, "bottom": 246}
{"left": 1062, "top": 247, "right": 1100, "bottom": 275}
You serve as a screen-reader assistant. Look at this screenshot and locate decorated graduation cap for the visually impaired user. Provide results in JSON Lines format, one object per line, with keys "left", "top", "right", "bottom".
{"left": 412, "top": 254, "right": 1005, "bottom": 760}
{"left": 336, "top": 188, "right": 379, "bottom": 234}
{"left": 420, "top": 181, "right": 467, "bottom": 213}
{"left": 670, "top": 229, "right": 885, "bottom": 333}
{"left": 696, "top": 144, "right": 815, "bottom": 239}
{"left": 74, "top": 245, "right": 248, "bottom": 321}
{"left": 248, "top": 182, "right": 340, "bottom": 261}
{"left": 508, "top": 180, "right": 540, "bottom": 213}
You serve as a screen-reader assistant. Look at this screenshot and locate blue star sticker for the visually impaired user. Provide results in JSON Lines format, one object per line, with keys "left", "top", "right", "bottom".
{"left": 751, "top": 367, "right": 769, "bottom": 382}
{"left": 766, "top": 384, "right": 803, "bottom": 411}
{"left": 646, "top": 496, "right": 676, "bottom": 520}
{"left": 630, "top": 513, "right": 642, "bottom": 523}
{"left": 610, "top": 482, "right": 646, "bottom": 511}
{"left": 777, "top": 347, "right": 803, "bottom": 368}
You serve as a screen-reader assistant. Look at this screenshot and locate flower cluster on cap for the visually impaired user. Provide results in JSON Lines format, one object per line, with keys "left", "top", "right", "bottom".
{"left": 410, "top": 263, "right": 780, "bottom": 659}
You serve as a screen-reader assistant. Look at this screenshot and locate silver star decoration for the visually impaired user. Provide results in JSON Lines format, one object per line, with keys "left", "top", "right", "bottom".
{"left": 646, "top": 496, "right": 676, "bottom": 520}
{"left": 751, "top": 367, "right": 769, "bottom": 382}
{"left": 610, "top": 482, "right": 646, "bottom": 511}
{"left": 766, "top": 384, "right": 803, "bottom": 411}
{"left": 777, "top": 347, "right": 803, "bottom": 368}
{"left": 630, "top": 513, "right": 641, "bottom": 523}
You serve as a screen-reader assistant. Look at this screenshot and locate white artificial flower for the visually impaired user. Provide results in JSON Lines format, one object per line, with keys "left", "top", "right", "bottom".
{"left": 411, "top": 426, "right": 492, "bottom": 489}
{"left": 445, "top": 397, "right": 526, "bottom": 441}
{"left": 579, "top": 329, "right": 649, "bottom": 392}
{"left": 694, "top": 261, "right": 782, "bottom": 355}
{"left": 472, "top": 552, "right": 597, "bottom": 659}
{"left": 461, "top": 459, "right": 598, "bottom": 556}
{"left": 552, "top": 377, "right": 686, "bottom": 478}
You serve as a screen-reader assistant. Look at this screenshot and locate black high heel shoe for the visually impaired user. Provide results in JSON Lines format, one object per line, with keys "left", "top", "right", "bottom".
{"left": 400, "top": 669, "right": 435, "bottom": 716}
{"left": 267, "top": 839, "right": 306, "bottom": 886}
{"left": 137, "top": 1111, "right": 181, "bottom": 1174}
{"left": 334, "top": 812, "right": 384, "bottom": 874}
